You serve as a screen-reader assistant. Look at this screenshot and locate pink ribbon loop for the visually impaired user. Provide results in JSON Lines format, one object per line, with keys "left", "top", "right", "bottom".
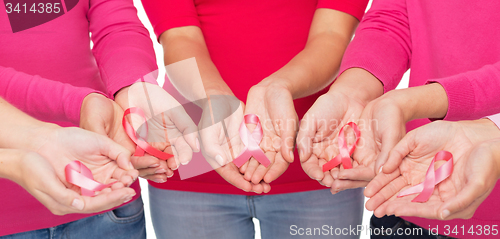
{"left": 65, "top": 161, "right": 114, "bottom": 197}
{"left": 233, "top": 114, "right": 271, "bottom": 168}
{"left": 322, "top": 122, "right": 360, "bottom": 172}
{"left": 123, "top": 107, "right": 173, "bottom": 160}
{"left": 397, "top": 151, "right": 453, "bottom": 203}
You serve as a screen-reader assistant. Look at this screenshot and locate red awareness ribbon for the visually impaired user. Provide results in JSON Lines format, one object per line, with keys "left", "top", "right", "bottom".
{"left": 123, "top": 107, "right": 173, "bottom": 160}
{"left": 233, "top": 114, "right": 271, "bottom": 168}
{"left": 65, "top": 161, "right": 115, "bottom": 197}
{"left": 322, "top": 122, "right": 360, "bottom": 172}
{"left": 397, "top": 151, "right": 453, "bottom": 203}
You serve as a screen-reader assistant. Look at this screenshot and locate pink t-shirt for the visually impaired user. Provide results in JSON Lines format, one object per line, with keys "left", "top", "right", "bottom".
{"left": 339, "top": 0, "right": 500, "bottom": 237}
{"left": 0, "top": 0, "right": 157, "bottom": 236}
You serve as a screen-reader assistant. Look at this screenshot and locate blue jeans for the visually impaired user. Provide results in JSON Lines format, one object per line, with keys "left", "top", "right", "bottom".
{"left": 2, "top": 197, "right": 146, "bottom": 239}
{"left": 149, "top": 186, "right": 364, "bottom": 239}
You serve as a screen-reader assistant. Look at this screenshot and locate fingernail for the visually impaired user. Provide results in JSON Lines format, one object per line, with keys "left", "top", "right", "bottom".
{"left": 128, "top": 162, "right": 134, "bottom": 170}
{"left": 122, "top": 194, "right": 134, "bottom": 203}
{"left": 167, "top": 173, "right": 174, "bottom": 178}
{"left": 181, "top": 161, "right": 189, "bottom": 166}
{"left": 172, "top": 164, "right": 179, "bottom": 170}
{"left": 71, "top": 198, "right": 84, "bottom": 210}
{"left": 153, "top": 179, "right": 166, "bottom": 183}
{"left": 215, "top": 155, "right": 225, "bottom": 166}
{"left": 289, "top": 151, "right": 294, "bottom": 161}
{"left": 196, "top": 138, "right": 200, "bottom": 152}
{"left": 154, "top": 168, "right": 166, "bottom": 174}
{"left": 378, "top": 166, "right": 384, "bottom": 174}
{"left": 149, "top": 164, "right": 160, "bottom": 168}
{"left": 441, "top": 210, "right": 450, "bottom": 219}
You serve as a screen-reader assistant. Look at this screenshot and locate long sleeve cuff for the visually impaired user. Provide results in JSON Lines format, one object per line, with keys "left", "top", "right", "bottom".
{"left": 338, "top": 31, "right": 410, "bottom": 93}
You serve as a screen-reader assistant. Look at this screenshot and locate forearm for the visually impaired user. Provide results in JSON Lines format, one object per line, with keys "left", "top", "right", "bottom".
{"left": 160, "top": 26, "right": 233, "bottom": 101}
{"left": 261, "top": 32, "right": 350, "bottom": 99}
{"left": 0, "top": 98, "right": 58, "bottom": 151}
{"left": 89, "top": 0, "right": 158, "bottom": 97}
{"left": 0, "top": 66, "right": 98, "bottom": 125}
{"left": 385, "top": 83, "right": 448, "bottom": 122}
{"left": 260, "top": 9, "right": 359, "bottom": 99}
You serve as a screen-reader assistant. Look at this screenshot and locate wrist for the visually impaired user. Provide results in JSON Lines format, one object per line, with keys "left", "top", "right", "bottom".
{"left": 459, "top": 118, "right": 500, "bottom": 144}
{"left": 205, "top": 86, "right": 234, "bottom": 97}
{"left": 28, "top": 123, "right": 60, "bottom": 153}
{"left": 248, "top": 82, "right": 293, "bottom": 104}
{"left": 256, "top": 77, "right": 293, "bottom": 96}
{"left": 381, "top": 90, "right": 416, "bottom": 122}
{"left": 80, "top": 93, "right": 107, "bottom": 126}
{"left": 330, "top": 68, "right": 384, "bottom": 105}
{"left": 0, "top": 149, "right": 27, "bottom": 182}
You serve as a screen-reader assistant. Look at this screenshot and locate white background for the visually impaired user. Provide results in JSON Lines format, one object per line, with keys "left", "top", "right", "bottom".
{"left": 131, "top": 0, "right": 410, "bottom": 238}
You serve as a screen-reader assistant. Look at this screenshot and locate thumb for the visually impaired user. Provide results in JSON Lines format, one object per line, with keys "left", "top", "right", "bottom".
{"left": 279, "top": 115, "right": 298, "bottom": 163}
{"left": 166, "top": 108, "right": 200, "bottom": 153}
{"left": 199, "top": 124, "right": 231, "bottom": 167}
{"left": 46, "top": 174, "right": 87, "bottom": 211}
{"left": 81, "top": 116, "right": 108, "bottom": 136}
{"left": 296, "top": 114, "right": 316, "bottom": 163}
{"left": 96, "top": 134, "right": 134, "bottom": 171}
{"left": 438, "top": 180, "right": 487, "bottom": 220}
{"left": 382, "top": 133, "right": 413, "bottom": 174}
{"left": 376, "top": 128, "right": 404, "bottom": 174}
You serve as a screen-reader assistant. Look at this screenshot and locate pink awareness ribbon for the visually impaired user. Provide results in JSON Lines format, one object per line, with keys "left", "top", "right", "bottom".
{"left": 397, "top": 151, "right": 454, "bottom": 203}
{"left": 65, "top": 161, "right": 115, "bottom": 197}
{"left": 232, "top": 114, "right": 271, "bottom": 168}
{"left": 322, "top": 122, "right": 360, "bottom": 172}
{"left": 123, "top": 107, "right": 173, "bottom": 160}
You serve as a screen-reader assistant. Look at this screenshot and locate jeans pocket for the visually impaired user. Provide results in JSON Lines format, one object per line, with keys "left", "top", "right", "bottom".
{"left": 106, "top": 196, "right": 145, "bottom": 224}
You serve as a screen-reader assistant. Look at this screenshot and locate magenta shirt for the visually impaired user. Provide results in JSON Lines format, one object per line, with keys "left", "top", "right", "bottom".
{"left": 340, "top": 0, "right": 500, "bottom": 237}
{"left": 0, "top": 0, "right": 157, "bottom": 236}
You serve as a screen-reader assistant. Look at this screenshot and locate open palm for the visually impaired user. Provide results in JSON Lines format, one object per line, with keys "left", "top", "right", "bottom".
{"left": 365, "top": 120, "right": 498, "bottom": 219}
{"left": 297, "top": 91, "right": 364, "bottom": 189}
{"left": 336, "top": 96, "right": 406, "bottom": 192}
{"left": 37, "top": 127, "right": 138, "bottom": 194}
{"left": 243, "top": 85, "right": 297, "bottom": 185}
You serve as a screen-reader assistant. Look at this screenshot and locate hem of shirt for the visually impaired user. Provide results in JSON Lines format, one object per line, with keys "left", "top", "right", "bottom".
{"left": 148, "top": 180, "right": 326, "bottom": 195}
{"left": 317, "top": 0, "right": 368, "bottom": 21}
{"left": 154, "top": 18, "right": 201, "bottom": 42}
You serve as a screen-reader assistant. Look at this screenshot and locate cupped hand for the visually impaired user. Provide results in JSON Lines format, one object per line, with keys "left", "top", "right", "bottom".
{"left": 14, "top": 150, "right": 136, "bottom": 215}
{"left": 365, "top": 120, "right": 500, "bottom": 220}
{"left": 296, "top": 90, "right": 364, "bottom": 190}
{"left": 36, "top": 126, "right": 139, "bottom": 193}
{"left": 80, "top": 93, "right": 173, "bottom": 183}
{"left": 199, "top": 93, "right": 270, "bottom": 193}
{"left": 334, "top": 93, "right": 407, "bottom": 192}
{"left": 115, "top": 82, "right": 200, "bottom": 177}
{"left": 243, "top": 83, "right": 298, "bottom": 185}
